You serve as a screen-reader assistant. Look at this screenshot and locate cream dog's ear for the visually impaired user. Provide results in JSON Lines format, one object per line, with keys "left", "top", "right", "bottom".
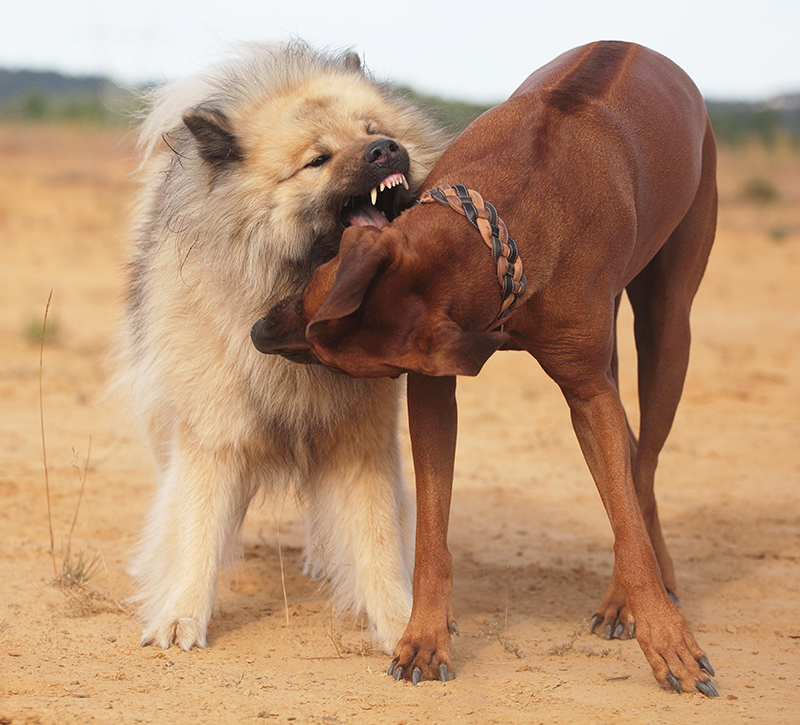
{"left": 183, "top": 105, "right": 243, "bottom": 168}
{"left": 343, "top": 51, "right": 363, "bottom": 73}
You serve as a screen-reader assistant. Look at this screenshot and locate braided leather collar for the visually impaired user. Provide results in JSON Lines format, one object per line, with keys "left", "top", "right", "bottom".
{"left": 418, "top": 184, "right": 527, "bottom": 328}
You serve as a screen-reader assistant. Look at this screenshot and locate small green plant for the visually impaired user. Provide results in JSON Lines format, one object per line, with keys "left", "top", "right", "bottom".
{"left": 52, "top": 443, "right": 126, "bottom": 615}
{"left": 769, "top": 227, "right": 790, "bottom": 243}
{"left": 59, "top": 548, "right": 101, "bottom": 586}
{"left": 740, "top": 177, "right": 779, "bottom": 203}
{"left": 56, "top": 442, "right": 96, "bottom": 586}
{"left": 25, "top": 314, "right": 59, "bottom": 345}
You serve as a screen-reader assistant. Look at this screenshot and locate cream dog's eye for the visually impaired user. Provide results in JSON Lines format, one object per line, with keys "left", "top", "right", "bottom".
{"left": 305, "top": 154, "right": 331, "bottom": 168}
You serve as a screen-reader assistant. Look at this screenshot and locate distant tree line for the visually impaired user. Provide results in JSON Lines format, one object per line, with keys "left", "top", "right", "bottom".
{"left": 0, "top": 68, "right": 798, "bottom": 145}
{"left": 706, "top": 98, "right": 800, "bottom": 145}
{"left": 0, "top": 69, "right": 142, "bottom": 126}
{"left": 394, "top": 86, "right": 492, "bottom": 137}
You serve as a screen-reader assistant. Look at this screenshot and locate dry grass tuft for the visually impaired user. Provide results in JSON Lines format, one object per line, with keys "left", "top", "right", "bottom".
{"left": 55, "top": 572, "right": 128, "bottom": 617}
{"left": 36, "top": 291, "right": 127, "bottom": 618}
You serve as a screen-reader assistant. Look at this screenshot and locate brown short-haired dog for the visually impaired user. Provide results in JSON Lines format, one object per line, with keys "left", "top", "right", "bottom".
{"left": 252, "top": 41, "right": 718, "bottom": 696}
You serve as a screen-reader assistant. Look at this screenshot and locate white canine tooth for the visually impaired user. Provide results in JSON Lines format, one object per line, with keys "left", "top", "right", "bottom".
{"left": 401, "top": 174, "right": 409, "bottom": 190}
{"left": 370, "top": 188, "right": 378, "bottom": 205}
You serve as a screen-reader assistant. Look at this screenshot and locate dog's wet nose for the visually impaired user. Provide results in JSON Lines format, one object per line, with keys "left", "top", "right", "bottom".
{"left": 365, "top": 138, "right": 399, "bottom": 167}
{"left": 250, "top": 295, "right": 317, "bottom": 363}
{"left": 250, "top": 316, "right": 275, "bottom": 354}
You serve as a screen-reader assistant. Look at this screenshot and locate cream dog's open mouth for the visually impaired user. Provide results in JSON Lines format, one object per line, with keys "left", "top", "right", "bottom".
{"left": 342, "top": 172, "right": 410, "bottom": 229}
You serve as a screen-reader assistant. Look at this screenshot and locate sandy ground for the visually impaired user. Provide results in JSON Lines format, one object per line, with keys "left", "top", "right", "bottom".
{"left": 1, "top": 124, "right": 799, "bottom": 725}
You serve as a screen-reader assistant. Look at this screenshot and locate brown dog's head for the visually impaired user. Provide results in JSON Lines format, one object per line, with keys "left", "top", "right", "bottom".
{"left": 251, "top": 220, "right": 510, "bottom": 378}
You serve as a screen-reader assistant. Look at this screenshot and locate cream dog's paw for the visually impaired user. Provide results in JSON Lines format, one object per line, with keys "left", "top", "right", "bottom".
{"left": 141, "top": 616, "right": 207, "bottom": 651}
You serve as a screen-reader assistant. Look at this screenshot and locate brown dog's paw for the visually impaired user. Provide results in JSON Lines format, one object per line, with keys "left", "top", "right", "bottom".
{"left": 589, "top": 607, "right": 636, "bottom": 640}
{"left": 665, "top": 669, "right": 719, "bottom": 697}
{"left": 633, "top": 598, "right": 718, "bottom": 697}
{"left": 388, "top": 616, "right": 458, "bottom": 684}
{"left": 388, "top": 659, "right": 454, "bottom": 684}
{"left": 589, "top": 577, "right": 636, "bottom": 640}
{"left": 588, "top": 572, "right": 684, "bottom": 640}
{"left": 591, "top": 571, "right": 682, "bottom": 640}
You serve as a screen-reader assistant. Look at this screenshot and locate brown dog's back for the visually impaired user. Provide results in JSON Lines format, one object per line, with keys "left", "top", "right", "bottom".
{"left": 427, "top": 42, "right": 711, "bottom": 303}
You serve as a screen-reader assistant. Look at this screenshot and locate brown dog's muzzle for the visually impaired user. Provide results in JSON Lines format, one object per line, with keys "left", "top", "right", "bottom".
{"left": 250, "top": 295, "right": 319, "bottom": 365}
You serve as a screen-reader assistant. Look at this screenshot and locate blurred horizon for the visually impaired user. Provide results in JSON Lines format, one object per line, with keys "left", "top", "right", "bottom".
{"left": 2, "top": 65, "right": 798, "bottom": 148}
{"left": 1, "top": 1, "right": 799, "bottom": 106}
{"left": 1, "top": 63, "right": 799, "bottom": 106}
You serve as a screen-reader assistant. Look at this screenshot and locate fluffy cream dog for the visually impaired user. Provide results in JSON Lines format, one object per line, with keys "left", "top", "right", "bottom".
{"left": 119, "top": 42, "right": 445, "bottom": 652}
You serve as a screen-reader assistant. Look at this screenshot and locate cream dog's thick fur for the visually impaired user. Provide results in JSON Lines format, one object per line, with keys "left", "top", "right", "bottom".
{"left": 119, "top": 42, "right": 445, "bottom": 652}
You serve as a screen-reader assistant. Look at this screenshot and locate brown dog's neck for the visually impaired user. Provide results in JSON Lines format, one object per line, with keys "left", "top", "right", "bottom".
{"left": 387, "top": 201, "right": 513, "bottom": 332}
{"left": 417, "top": 185, "right": 528, "bottom": 328}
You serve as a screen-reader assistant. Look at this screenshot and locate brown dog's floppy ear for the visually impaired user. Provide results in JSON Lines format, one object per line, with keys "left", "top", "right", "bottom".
{"left": 418, "top": 320, "right": 509, "bottom": 377}
{"left": 183, "top": 105, "right": 243, "bottom": 168}
{"left": 307, "top": 229, "right": 389, "bottom": 339}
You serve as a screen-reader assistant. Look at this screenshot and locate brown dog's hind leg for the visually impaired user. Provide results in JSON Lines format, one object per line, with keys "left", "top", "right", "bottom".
{"left": 589, "top": 295, "right": 641, "bottom": 640}
{"left": 590, "top": 278, "right": 690, "bottom": 642}
{"left": 591, "top": 124, "right": 718, "bottom": 649}
{"left": 563, "top": 378, "right": 714, "bottom": 695}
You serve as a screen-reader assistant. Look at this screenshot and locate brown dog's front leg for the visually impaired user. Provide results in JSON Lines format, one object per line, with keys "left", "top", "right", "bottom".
{"left": 390, "top": 373, "right": 459, "bottom": 684}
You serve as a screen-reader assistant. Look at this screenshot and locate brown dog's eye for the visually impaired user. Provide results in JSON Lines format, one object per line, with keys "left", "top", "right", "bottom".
{"left": 305, "top": 154, "right": 331, "bottom": 169}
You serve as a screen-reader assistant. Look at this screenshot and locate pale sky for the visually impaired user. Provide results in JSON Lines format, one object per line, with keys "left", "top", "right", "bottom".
{"left": 2, "top": 0, "right": 798, "bottom": 103}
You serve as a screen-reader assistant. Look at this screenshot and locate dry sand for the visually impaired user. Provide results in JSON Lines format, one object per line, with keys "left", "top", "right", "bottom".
{"left": 1, "top": 125, "right": 799, "bottom": 724}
